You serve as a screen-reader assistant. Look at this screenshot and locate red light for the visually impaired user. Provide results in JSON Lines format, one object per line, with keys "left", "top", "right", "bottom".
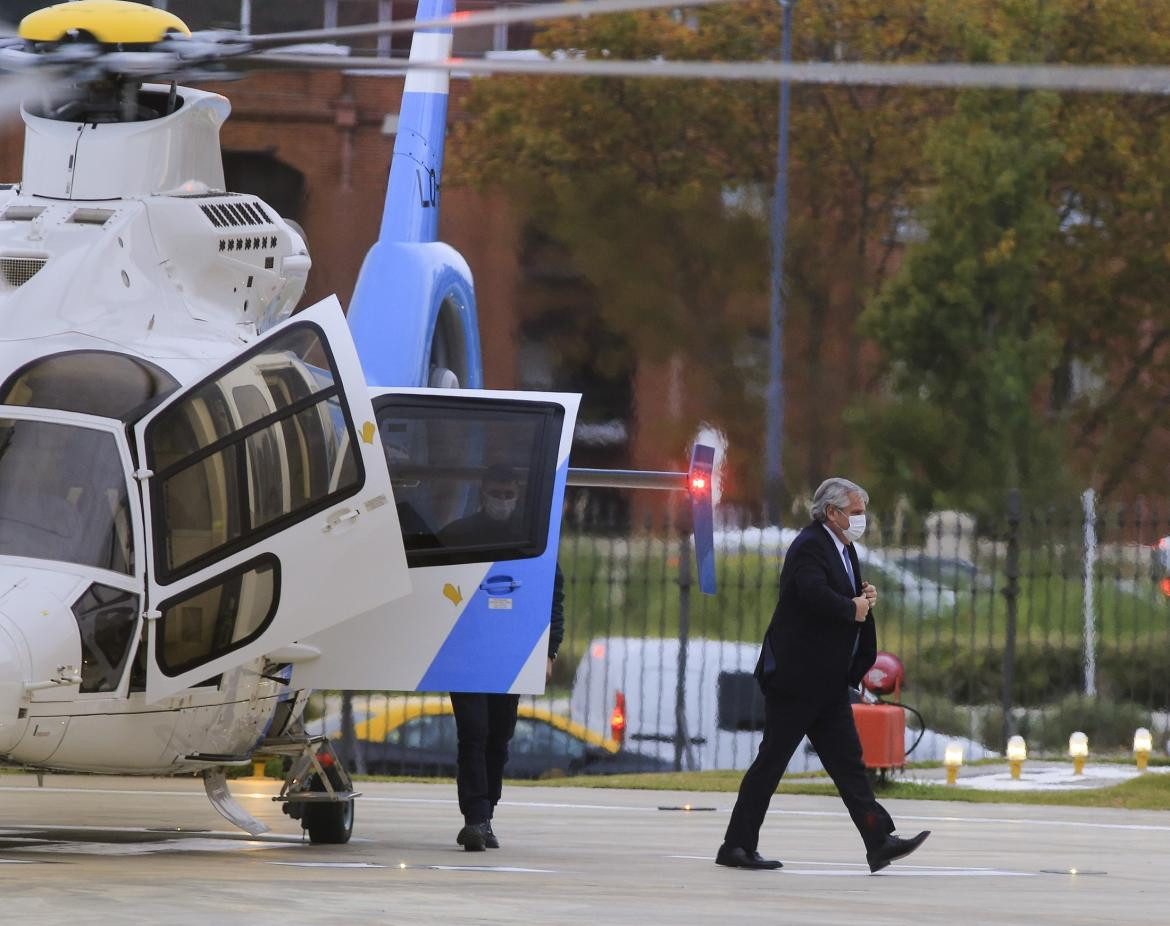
{"left": 451, "top": 10, "right": 472, "bottom": 19}
{"left": 690, "top": 475, "right": 707, "bottom": 492}
{"left": 610, "top": 691, "right": 626, "bottom": 744}
{"left": 317, "top": 750, "right": 335, "bottom": 767}
{"left": 591, "top": 643, "right": 606, "bottom": 659}
{"left": 1160, "top": 578, "right": 1170, "bottom": 599}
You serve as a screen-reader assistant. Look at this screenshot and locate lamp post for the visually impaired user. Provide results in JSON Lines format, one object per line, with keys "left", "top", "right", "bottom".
{"left": 764, "top": 0, "right": 794, "bottom": 522}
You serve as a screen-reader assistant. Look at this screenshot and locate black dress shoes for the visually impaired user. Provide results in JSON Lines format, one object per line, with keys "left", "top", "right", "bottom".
{"left": 715, "top": 845, "right": 783, "bottom": 870}
{"left": 866, "top": 830, "right": 931, "bottom": 873}
{"left": 483, "top": 820, "right": 500, "bottom": 849}
{"left": 456, "top": 822, "right": 487, "bottom": 852}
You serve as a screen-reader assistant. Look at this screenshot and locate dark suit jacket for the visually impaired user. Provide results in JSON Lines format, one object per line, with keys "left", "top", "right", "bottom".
{"left": 754, "top": 521, "right": 877, "bottom": 698}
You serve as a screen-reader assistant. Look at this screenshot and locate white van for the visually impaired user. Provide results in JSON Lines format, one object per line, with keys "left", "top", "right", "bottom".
{"left": 569, "top": 636, "right": 996, "bottom": 772}
{"left": 570, "top": 636, "right": 821, "bottom": 773}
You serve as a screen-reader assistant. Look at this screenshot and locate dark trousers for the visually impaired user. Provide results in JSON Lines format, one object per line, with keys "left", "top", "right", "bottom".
{"left": 724, "top": 688, "right": 894, "bottom": 853}
{"left": 450, "top": 692, "right": 520, "bottom": 825}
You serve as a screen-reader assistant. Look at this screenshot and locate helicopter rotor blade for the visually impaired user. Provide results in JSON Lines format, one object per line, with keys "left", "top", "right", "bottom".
{"left": 247, "top": 0, "right": 750, "bottom": 49}
{"left": 236, "top": 55, "right": 1170, "bottom": 96}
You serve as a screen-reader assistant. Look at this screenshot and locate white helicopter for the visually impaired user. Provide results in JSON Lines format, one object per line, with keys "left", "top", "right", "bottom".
{"left": 0, "top": 0, "right": 1160, "bottom": 848}
{"left": 0, "top": 0, "right": 723, "bottom": 845}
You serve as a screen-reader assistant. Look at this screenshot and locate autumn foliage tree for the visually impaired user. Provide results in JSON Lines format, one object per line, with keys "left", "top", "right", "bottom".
{"left": 451, "top": 0, "right": 1170, "bottom": 513}
{"left": 450, "top": 1, "right": 946, "bottom": 504}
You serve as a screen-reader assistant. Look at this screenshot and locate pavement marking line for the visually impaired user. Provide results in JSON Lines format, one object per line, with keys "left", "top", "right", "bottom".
{"left": 269, "top": 862, "right": 387, "bottom": 868}
{"left": 670, "top": 855, "right": 1004, "bottom": 871}
{"left": 666, "top": 856, "right": 1035, "bottom": 877}
{"left": 375, "top": 796, "right": 1170, "bottom": 834}
{"left": 4, "top": 785, "right": 1169, "bottom": 835}
{"left": 424, "top": 865, "right": 560, "bottom": 873}
{"left": 785, "top": 869, "right": 1036, "bottom": 877}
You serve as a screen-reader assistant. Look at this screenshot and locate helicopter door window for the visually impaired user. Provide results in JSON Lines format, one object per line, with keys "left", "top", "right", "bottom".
{"left": 156, "top": 555, "right": 279, "bottom": 677}
{"left": 147, "top": 325, "right": 363, "bottom": 581}
{"left": 0, "top": 418, "right": 134, "bottom": 574}
{"left": 70, "top": 584, "right": 139, "bottom": 694}
{"left": 372, "top": 397, "right": 564, "bottom": 567}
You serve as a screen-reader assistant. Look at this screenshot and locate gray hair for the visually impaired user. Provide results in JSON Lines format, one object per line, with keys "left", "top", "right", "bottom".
{"left": 810, "top": 477, "right": 869, "bottom": 522}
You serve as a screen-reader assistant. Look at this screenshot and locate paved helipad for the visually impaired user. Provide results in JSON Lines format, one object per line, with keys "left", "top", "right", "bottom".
{"left": 0, "top": 773, "right": 1166, "bottom": 924}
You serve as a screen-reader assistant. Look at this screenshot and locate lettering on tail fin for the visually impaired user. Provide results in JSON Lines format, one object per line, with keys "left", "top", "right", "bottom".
{"left": 417, "top": 167, "right": 439, "bottom": 209}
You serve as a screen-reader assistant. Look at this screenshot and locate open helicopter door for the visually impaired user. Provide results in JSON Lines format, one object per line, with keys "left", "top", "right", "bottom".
{"left": 133, "top": 297, "right": 410, "bottom": 702}
{"left": 292, "top": 388, "right": 579, "bottom": 695}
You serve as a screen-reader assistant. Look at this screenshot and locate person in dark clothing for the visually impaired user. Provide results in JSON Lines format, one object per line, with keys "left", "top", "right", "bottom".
{"left": 451, "top": 562, "right": 564, "bottom": 851}
{"left": 717, "top": 477, "right": 930, "bottom": 874}
{"left": 438, "top": 464, "right": 526, "bottom": 550}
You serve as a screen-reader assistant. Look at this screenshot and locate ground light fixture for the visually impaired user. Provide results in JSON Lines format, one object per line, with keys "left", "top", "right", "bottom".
{"left": 1069, "top": 731, "right": 1089, "bottom": 774}
{"left": 943, "top": 740, "right": 964, "bottom": 785}
{"left": 1134, "top": 727, "right": 1153, "bottom": 772}
{"left": 1006, "top": 735, "right": 1026, "bottom": 780}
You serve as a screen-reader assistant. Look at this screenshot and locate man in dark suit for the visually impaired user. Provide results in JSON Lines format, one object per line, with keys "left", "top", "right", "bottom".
{"left": 716, "top": 477, "right": 930, "bottom": 874}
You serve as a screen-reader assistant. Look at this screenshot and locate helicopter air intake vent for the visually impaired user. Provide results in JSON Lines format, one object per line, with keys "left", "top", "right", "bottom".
{"left": 69, "top": 208, "right": 114, "bottom": 226}
{"left": 0, "top": 257, "right": 48, "bottom": 289}
{"left": 2, "top": 206, "right": 45, "bottom": 222}
{"left": 200, "top": 200, "right": 274, "bottom": 229}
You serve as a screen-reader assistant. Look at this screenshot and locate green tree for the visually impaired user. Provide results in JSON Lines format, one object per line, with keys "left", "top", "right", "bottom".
{"left": 861, "top": 5, "right": 1068, "bottom": 511}
{"left": 860, "top": 0, "right": 1170, "bottom": 511}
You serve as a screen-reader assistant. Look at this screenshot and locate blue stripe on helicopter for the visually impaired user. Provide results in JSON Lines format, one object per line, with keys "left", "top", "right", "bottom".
{"left": 417, "top": 458, "right": 568, "bottom": 692}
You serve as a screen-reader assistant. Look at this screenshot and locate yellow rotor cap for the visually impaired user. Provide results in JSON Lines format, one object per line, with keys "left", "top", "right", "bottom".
{"left": 20, "top": 1, "right": 191, "bottom": 44}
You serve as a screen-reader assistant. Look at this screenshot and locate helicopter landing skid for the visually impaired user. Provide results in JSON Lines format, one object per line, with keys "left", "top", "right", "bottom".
{"left": 202, "top": 768, "right": 271, "bottom": 836}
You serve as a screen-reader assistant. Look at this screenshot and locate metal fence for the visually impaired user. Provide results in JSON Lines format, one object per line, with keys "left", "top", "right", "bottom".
{"left": 309, "top": 489, "right": 1170, "bottom": 778}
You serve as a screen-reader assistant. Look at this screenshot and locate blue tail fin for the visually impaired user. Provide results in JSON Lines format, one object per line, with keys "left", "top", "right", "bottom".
{"left": 381, "top": 0, "right": 451, "bottom": 245}
{"left": 347, "top": 0, "right": 482, "bottom": 389}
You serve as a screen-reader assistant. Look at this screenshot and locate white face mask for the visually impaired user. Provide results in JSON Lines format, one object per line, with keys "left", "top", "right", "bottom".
{"left": 483, "top": 494, "right": 517, "bottom": 522}
{"left": 843, "top": 513, "right": 867, "bottom": 543}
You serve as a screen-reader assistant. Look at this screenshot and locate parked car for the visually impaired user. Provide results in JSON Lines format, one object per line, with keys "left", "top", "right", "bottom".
{"left": 712, "top": 526, "right": 958, "bottom": 613}
{"left": 893, "top": 553, "right": 987, "bottom": 592}
{"left": 1153, "top": 537, "right": 1170, "bottom": 597}
{"left": 320, "top": 697, "right": 672, "bottom": 778}
{"left": 570, "top": 636, "right": 777, "bottom": 772}
{"left": 570, "top": 636, "right": 998, "bottom": 772}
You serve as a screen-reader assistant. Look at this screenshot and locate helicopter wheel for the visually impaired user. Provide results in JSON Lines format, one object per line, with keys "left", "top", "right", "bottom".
{"left": 303, "top": 793, "right": 355, "bottom": 845}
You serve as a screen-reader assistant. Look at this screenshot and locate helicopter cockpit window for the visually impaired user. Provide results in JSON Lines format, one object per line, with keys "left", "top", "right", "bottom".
{"left": 71, "top": 584, "right": 139, "bottom": 693}
{"left": 373, "top": 398, "right": 564, "bottom": 567}
{"left": 0, "top": 418, "right": 134, "bottom": 574}
{"left": 0, "top": 351, "right": 179, "bottom": 421}
{"left": 147, "top": 325, "right": 362, "bottom": 581}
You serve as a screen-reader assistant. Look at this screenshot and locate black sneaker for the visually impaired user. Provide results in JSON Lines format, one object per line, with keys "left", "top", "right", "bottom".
{"left": 483, "top": 820, "right": 500, "bottom": 849}
{"left": 456, "top": 823, "right": 487, "bottom": 852}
